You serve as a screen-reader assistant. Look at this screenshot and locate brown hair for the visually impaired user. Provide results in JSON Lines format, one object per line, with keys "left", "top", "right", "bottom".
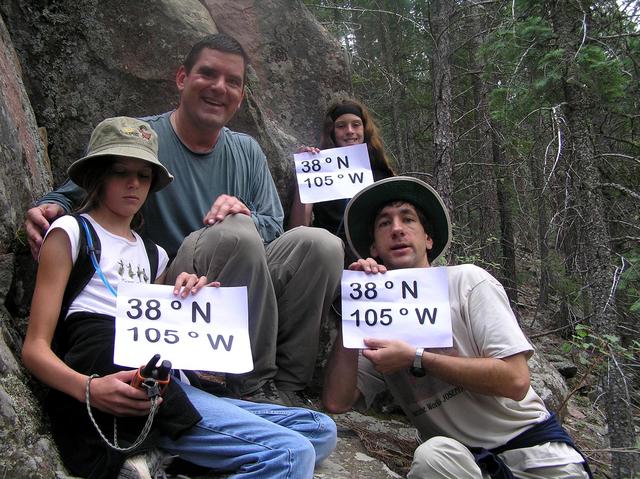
{"left": 183, "top": 33, "right": 249, "bottom": 84}
{"left": 76, "top": 157, "right": 146, "bottom": 231}
{"left": 320, "top": 99, "right": 395, "bottom": 176}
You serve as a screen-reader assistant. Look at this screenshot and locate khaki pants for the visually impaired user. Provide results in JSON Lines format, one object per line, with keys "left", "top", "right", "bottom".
{"left": 408, "top": 436, "right": 589, "bottom": 479}
{"left": 167, "top": 215, "right": 343, "bottom": 395}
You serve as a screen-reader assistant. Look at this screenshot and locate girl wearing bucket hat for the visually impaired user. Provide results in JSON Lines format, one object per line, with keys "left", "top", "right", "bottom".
{"left": 22, "top": 116, "right": 216, "bottom": 477}
{"left": 288, "top": 99, "right": 395, "bottom": 262}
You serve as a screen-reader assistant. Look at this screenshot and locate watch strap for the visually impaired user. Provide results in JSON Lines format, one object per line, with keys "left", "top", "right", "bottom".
{"left": 413, "top": 347, "right": 425, "bottom": 369}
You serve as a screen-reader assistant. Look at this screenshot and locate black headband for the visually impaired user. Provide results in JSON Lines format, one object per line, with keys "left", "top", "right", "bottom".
{"left": 330, "top": 104, "right": 363, "bottom": 121}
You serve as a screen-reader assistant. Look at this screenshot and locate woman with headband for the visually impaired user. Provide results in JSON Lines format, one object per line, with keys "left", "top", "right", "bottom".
{"left": 289, "top": 99, "right": 395, "bottom": 262}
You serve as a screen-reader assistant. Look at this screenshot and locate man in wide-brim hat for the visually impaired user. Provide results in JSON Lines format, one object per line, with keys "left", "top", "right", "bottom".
{"left": 322, "top": 176, "right": 591, "bottom": 479}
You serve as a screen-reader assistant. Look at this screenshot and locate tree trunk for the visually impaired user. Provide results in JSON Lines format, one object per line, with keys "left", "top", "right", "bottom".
{"left": 430, "top": 0, "right": 455, "bottom": 241}
{"left": 468, "top": 2, "right": 500, "bottom": 269}
{"left": 551, "top": 1, "right": 638, "bottom": 476}
{"left": 492, "top": 128, "right": 519, "bottom": 306}
{"left": 376, "top": 0, "right": 407, "bottom": 168}
{"left": 526, "top": 120, "right": 551, "bottom": 319}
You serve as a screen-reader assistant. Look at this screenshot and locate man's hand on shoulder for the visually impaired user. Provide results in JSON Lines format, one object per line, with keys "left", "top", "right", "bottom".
{"left": 25, "top": 204, "right": 65, "bottom": 259}
{"left": 348, "top": 257, "right": 388, "bottom": 274}
{"left": 362, "top": 338, "right": 414, "bottom": 374}
{"left": 203, "top": 194, "right": 251, "bottom": 225}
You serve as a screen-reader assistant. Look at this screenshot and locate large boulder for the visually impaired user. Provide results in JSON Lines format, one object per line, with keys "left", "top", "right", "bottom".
{"left": 0, "top": 13, "right": 51, "bottom": 254}
{"left": 529, "top": 351, "right": 570, "bottom": 416}
{"left": 0, "top": 1, "right": 351, "bottom": 476}
{"left": 0, "top": 14, "right": 61, "bottom": 477}
{"left": 0, "top": 0, "right": 350, "bottom": 210}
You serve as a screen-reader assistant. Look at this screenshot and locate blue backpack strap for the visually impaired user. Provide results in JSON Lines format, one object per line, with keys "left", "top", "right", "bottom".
{"left": 60, "top": 214, "right": 101, "bottom": 315}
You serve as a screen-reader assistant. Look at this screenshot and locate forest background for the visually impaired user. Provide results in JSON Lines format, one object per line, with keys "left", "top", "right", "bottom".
{"left": 0, "top": 0, "right": 637, "bottom": 477}
{"left": 301, "top": 1, "right": 640, "bottom": 477}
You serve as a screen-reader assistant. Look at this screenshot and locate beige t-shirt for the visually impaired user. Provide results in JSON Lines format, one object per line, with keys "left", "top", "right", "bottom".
{"left": 358, "top": 264, "right": 583, "bottom": 467}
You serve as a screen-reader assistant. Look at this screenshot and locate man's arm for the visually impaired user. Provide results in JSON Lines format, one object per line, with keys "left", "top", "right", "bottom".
{"left": 244, "top": 139, "right": 284, "bottom": 243}
{"left": 38, "top": 179, "right": 86, "bottom": 212}
{"left": 287, "top": 181, "right": 312, "bottom": 229}
{"left": 201, "top": 136, "right": 284, "bottom": 242}
{"left": 322, "top": 257, "right": 388, "bottom": 413}
{"left": 322, "top": 329, "right": 362, "bottom": 413}
{"left": 25, "top": 180, "right": 86, "bottom": 258}
{"left": 362, "top": 339, "right": 531, "bottom": 401}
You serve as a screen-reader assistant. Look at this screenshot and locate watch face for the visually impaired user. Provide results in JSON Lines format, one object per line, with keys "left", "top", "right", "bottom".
{"left": 410, "top": 366, "right": 426, "bottom": 377}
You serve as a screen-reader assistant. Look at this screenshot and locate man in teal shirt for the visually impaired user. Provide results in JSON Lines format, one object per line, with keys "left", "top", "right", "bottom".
{"left": 25, "top": 33, "right": 343, "bottom": 405}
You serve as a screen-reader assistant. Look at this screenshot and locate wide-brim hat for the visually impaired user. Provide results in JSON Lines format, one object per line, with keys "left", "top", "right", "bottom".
{"left": 344, "top": 176, "right": 452, "bottom": 264}
{"left": 68, "top": 116, "right": 173, "bottom": 192}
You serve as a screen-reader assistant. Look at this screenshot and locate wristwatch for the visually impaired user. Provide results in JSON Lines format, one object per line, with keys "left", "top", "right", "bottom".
{"left": 410, "top": 347, "right": 426, "bottom": 377}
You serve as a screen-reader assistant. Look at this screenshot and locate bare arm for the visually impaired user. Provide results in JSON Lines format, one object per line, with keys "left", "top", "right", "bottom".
{"left": 288, "top": 145, "right": 320, "bottom": 228}
{"left": 362, "top": 338, "right": 531, "bottom": 401}
{"left": 22, "top": 229, "right": 154, "bottom": 416}
{"left": 321, "top": 258, "right": 389, "bottom": 412}
{"left": 322, "top": 329, "right": 361, "bottom": 413}
{"left": 287, "top": 181, "right": 312, "bottom": 228}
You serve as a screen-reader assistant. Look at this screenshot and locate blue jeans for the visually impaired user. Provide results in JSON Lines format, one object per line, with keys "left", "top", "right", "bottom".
{"left": 157, "top": 381, "right": 337, "bottom": 478}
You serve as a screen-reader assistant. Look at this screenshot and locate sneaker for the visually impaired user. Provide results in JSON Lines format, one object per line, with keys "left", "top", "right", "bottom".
{"left": 242, "top": 380, "right": 286, "bottom": 405}
{"left": 278, "top": 389, "right": 317, "bottom": 409}
{"left": 118, "top": 449, "right": 176, "bottom": 479}
{"left": 119, "top": 454, "right": 152, "bottom": 479}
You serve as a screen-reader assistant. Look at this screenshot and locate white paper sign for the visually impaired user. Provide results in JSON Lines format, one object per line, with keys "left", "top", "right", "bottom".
{"left": 114, "top": 283, "right": 253, "bottom": 373}
{"left": 294, "top": 143, "right": 374, "bottom": 204}
{"left": 341, "top": 268, "right": 452, "bottom": 349}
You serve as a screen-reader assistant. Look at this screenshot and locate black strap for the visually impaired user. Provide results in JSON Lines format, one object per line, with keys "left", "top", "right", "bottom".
{"left": 54, "top": 215, "right": 160, "bottom": 354}
{"left": 54, "top": 214, "right": 101, "bottom": 355}
{"left": 142, "top": 235, "right": 159, "bottom": 283}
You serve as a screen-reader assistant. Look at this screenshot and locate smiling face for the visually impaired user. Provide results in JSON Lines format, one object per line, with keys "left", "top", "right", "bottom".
{"left": 333, "top": 113, "right": 365, "bottom": 147}
{"left": 370, "top": 202, "right": 433, "bottom": 270}
{"left": 99, "top": 157, "right": 153, "bottom": 219}
{"left": 176, "top": 47, "right": 245, "bottom": 133}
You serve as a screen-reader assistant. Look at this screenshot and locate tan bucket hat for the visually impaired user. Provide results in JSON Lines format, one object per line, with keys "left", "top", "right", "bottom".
{"left": 68, "top": 116, "right": 173, "bottom": 192}
{"left": 344, "top": 176, "right": 452, "bottom": 264}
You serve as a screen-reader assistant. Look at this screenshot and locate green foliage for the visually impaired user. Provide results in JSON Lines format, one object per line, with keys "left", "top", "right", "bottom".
{"left": 533, "top": 49, "right": 564, "bottom": 93}
{"left": 563, "top": 324, "right": 639, "bottom": 368}
{"left": 482, "top": 16, "right": 564, "bottom": 123}
{"left": 574, "top": 45, "right": 629, "bottom": 103}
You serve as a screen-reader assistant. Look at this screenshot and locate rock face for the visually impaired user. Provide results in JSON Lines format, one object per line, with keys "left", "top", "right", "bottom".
{"left": 0, "top": 14, "right": 63, "bottom": 478}
{"left": 528, "top": 352, "right": 570, "bottom": 416}
{"left": 0, "top": 0, "right": 350, "bottom": 211}
{"left": 0, "top": 1, "right": 574, "bottom": 477}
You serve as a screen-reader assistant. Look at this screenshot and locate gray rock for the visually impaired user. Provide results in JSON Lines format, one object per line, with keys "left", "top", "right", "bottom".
{"left": 0, "top": 1, "right": 352, "bottom": 476}
{"left": 0, "top": 373, "right": 65, "bottom": 477}
{"left": 529, "top": 351, "right": 570, "bottom": 416}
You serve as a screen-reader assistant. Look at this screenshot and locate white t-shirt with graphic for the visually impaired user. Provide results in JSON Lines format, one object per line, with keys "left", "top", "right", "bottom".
{"left": 357, "top": 264, "right": 584, "bottom": 468}
{"left": 44, "top": 213, "right": 169, "bottom": 318}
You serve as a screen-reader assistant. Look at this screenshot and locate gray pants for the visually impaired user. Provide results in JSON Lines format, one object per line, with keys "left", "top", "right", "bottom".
{"left": 166, "top": 215, "right": 344, "bottom": 395}
{"left": 408, "top": 436, "right": 589, "bottom": 479}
